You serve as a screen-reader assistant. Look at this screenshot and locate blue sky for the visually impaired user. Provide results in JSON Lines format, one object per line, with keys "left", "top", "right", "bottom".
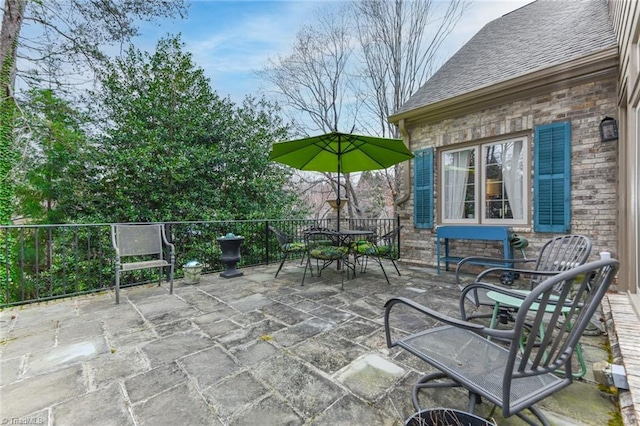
{"left": 134, "top": 0, "right": 534, "bottom": 104}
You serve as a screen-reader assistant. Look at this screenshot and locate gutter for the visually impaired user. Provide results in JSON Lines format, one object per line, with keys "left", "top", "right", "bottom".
{"left": 395, "top": 118, "right": 411, "bottom": 206}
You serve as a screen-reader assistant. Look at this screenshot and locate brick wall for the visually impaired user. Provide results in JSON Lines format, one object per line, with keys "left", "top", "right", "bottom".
{"left": 398, "top": 77, "right": 619, "bottom": 270}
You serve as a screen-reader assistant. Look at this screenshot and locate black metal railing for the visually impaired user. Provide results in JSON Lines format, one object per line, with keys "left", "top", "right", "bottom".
{"left": 1, "top": 217, "right": 400, "bottom": 306}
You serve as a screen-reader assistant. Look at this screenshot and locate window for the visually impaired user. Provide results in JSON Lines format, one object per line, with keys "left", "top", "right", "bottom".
{"left": 413, "top": 122, "right": 570, "bottom": 230}
{"left": 441, "top": 137, "right": 528, "bottom": 225}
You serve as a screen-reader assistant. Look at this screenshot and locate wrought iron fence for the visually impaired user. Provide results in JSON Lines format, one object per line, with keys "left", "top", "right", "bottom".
{"left": 1, "top": 217, "right": 400, "bottom": 306}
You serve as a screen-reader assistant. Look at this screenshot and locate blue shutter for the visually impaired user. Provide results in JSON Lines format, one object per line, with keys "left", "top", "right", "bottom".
{"left": 414, "top": 148, "right": 434, "bottom": 229}
{"left": 534, "top": 122, "right": 571, "bottom": 232}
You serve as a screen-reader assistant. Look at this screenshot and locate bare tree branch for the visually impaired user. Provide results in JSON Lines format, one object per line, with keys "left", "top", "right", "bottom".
{"left": 259, "top": 0, "right": 468, "bottom": 220}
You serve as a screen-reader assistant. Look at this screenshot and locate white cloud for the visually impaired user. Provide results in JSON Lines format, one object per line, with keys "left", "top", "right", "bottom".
{"left": 175, "top": 1, "right": 327, "bottom": 100}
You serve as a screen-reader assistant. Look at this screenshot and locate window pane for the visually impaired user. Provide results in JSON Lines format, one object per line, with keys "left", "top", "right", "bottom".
{"left": 484, "top": 140, "right": 525, "bottom": 220}
{"left": 443, "top": 149, "right": 475, "bottom": 219}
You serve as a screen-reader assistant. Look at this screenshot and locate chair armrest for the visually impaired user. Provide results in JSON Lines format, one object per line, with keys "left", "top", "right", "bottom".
{"left": 459, "top": 280, "right": 578, "bottom": 320}
{"left": 459, "top": 281, "right": 499, "bottom": 318}
{"left": 459, "top": 281, "right": 536, "bottom": 319}
{"left": 460, "top": 282, "right": 528, "bottom": 302}
{"left": 475, "top": 267, "right": 560, "bottom": 284}
{"left": 160, "top": 226, "right": 176, "bottom": 257}
{"left": 455, "top": 256, "right": 535, "bottom": 286}
{"left": 384, "top": 297, "right": 514, "bottom": 348}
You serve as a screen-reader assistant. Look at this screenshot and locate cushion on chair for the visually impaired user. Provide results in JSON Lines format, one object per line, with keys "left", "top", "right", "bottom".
{"left": 281, "top": 242, "right": 306, "bottom": 252}
{"left": 356, "top": 243, "right": 396, "bottom": 257}
{"left": 310, "top": 245, "right": 348, "bottom": 260}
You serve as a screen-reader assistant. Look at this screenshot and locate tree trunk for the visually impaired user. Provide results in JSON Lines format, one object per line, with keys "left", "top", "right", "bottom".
{"left": 0, "top": 0, "right": 25, "bottom": 225}
{"left": 0, "top": 0, "right": 24, "bottom": 93}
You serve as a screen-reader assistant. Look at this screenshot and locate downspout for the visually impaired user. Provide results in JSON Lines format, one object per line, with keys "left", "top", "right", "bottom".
{"left": 395, "top": 118, "right": 411, "bottom": 206}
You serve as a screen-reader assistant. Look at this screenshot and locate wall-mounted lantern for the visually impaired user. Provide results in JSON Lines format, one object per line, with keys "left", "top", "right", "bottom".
{"left": 599, "top": 116, "right": 618, "bottom": 142}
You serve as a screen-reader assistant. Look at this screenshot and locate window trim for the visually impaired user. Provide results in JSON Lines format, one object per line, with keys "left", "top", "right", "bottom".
{"left": 440, "top": 136, "right": 530, "bottom": 226}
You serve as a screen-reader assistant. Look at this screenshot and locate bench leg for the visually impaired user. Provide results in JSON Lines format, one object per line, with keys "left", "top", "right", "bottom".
{"left": 169, "top": 264, "right": 174, "bottom": 294}
{"left": 115, "top": 268, "right": 120, "bottom": 305}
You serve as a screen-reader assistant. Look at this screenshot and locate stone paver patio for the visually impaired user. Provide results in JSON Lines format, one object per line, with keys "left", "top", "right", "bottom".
{"left": 0, "top": 261, "right": 620, "bottom": 425}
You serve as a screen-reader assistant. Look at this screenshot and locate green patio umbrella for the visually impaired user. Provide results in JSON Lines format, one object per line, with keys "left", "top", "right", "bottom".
{"left": 268, "top": 131, "right": 415, "bottom": 230}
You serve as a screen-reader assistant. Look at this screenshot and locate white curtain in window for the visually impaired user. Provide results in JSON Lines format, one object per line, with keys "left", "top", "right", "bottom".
{"left": 502, "top": 141, "right": 524, "bottom": 219}
{"left": 445, "top": 150, "right": 470, "bottom": 219}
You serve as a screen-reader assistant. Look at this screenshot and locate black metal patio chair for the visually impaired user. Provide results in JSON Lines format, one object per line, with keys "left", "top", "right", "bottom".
{"left": 353, "top": 225, "right": 402, "bottom": 285}
{"left": 384, "top": 259, "right": 618, "bottom": 426}
{"left": 302, "top": 229, "right": 352, "bottom": 290}
{"left": 268, "top": 225, "right": 306, "bottom": 278}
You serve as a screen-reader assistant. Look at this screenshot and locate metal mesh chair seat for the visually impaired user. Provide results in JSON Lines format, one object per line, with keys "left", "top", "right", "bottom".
{"left": 398, "top": 326, "right": 564, "bottom": 410}
{"left": 121, "top": 259, "right": 170, "bottom": 271}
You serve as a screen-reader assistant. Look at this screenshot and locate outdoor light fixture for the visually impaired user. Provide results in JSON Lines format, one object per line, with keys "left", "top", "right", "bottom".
{"left": 599, "top": 116, "right": 618, "bottom": 142}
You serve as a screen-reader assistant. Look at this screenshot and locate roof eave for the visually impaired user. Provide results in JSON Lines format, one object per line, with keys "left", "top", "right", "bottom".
{"left": 388, "top": 47, "right": 619, "bottom": 126}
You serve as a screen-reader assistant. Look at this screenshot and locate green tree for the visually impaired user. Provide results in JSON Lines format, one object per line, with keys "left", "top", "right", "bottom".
{"left": 14, "top": 89, "right": 88, "bottom": 224}
{"left": 0, "top": 0, "right": 188, "bottom": 225}
{"left": 82, "top": 36, "right": 299, "bottom": 223}
{"left": 215, "top": 96, "right": 304, "bottom": 220}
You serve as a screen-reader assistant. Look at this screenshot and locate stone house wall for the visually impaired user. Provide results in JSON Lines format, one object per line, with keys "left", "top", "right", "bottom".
{"left": 398, "top": 76, "right": 619, "bottom": 270}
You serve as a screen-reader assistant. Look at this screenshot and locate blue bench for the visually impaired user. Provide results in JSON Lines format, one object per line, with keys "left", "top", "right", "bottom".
{"left": 436, "top": 225, "right": 513, "bottom": 274}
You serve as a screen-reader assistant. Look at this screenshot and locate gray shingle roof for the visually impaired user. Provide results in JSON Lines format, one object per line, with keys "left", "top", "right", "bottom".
{"left": 395, "top": 0, "right": 617, "bottom": 115}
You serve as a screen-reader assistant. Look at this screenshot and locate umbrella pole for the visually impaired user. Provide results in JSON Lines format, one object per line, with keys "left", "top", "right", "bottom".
{"left": 337, "top": 136, "right": 341, "bottom": 232}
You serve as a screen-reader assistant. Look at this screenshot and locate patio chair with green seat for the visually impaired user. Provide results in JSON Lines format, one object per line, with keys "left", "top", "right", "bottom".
{"left": 302, "top": 229, "right": 352, "bottom": 289}
{"left": 268, "top": 225, "right": 306, "bottom": 278}
{"left": 354, "top": 225, "right": 402, "bottom": 285}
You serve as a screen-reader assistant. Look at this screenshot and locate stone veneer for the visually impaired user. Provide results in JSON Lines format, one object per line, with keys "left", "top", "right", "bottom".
{"left": 397, "top": 77, "right": 619, "bottom": 272}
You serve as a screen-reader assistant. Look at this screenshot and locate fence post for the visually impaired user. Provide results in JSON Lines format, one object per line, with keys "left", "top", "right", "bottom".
{"left": 396, "top": 214, "right": 401, "bottom": 256}
{"left": 265, "top": 220, "right": 270, "bottom": 265}
{"left": 164, "top": 223, "right": 173, "bottom": 282}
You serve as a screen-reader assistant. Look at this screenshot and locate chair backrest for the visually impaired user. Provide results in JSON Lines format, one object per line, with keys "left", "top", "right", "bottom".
{"left": 503, "top": 259, "right": 618, "bottom": 405}
{"left": 304, "top": 229, "right": 340, "bottom": 247}
{"left": 377, "top": 225, "right": 403, "bottom": 257}
{"left": 268, "top": 226, "right": 291, "bottom": 246}
{"left": 529, "top": 235, "right": 592, "bottom": 288}
{"left": 303, "top": 226, "right": 336, "bottom": 235}
{"left": 112, "top": 224, "right": 165, "bottom": 258}
{"left": 379, "top": 226, "right": 402, "bottom": 244}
